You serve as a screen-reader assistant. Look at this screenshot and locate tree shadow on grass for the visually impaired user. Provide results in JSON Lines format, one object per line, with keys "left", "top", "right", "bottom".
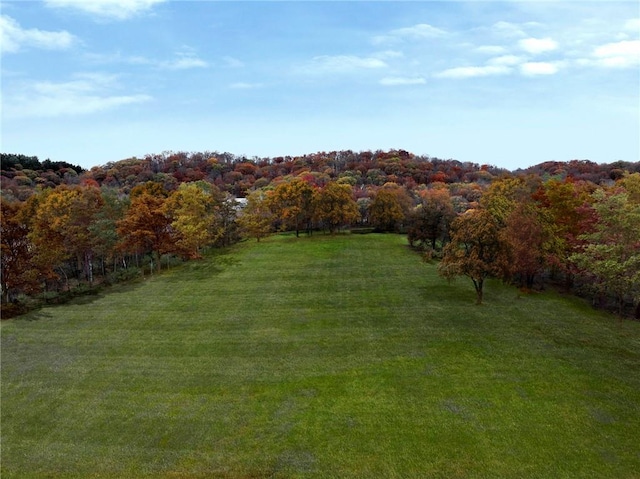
{"left": 165, "top": 249, "right": 242, "bottom": 283}
{"left": 21, "top": 310, "right": 54, "bottom": 321}
{"left": 4, "top": 278, "right": 148, "bottom": 321}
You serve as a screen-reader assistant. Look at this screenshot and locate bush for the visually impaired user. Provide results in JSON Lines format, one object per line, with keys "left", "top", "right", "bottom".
{"left": 106, "top": 267, "right": 143, "bottom": 285}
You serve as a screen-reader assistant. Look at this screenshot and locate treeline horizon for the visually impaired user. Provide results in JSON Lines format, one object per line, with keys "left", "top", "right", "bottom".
{"left": 1, "top": 148, "right": 639, "bottom": 319}
{"left": 2, "top": 150, "right": 639, "bottom": 200}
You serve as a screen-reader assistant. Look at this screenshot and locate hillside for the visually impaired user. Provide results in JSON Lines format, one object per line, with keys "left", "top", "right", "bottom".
{"left": 3, "top": 150, "right": 639, "bottom": 200}
{"left": 2, "top": 234, "right": 639, "bottom": 478}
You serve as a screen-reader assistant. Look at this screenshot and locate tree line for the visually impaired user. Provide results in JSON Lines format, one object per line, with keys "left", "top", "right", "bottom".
{"left": 1, "top": 150, "right": 639, "bottom": 318}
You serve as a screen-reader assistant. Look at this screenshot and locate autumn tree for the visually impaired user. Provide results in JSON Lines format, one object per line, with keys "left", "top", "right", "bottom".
{"left": 1, "top": 199, "right": 40, "bottom": 303}
{"left": 27, "top": 188, "right": 73, "bottom": 285}
{"left": 163, "top": 182, "right": 219, "bottom": 259}
{"left": 312, "top": 181, "right": 360, "bottom": 234}
{"left": 25, "top": 186, "right": 103, "bottom": 287}
{"left": 368, "top": 184, "right": 412, "bottom": 232}
{"left": 407, "top": 186, "right": 455, "bottom": 250}
{"left": 211, "top": 189, "right": 241, "bottom": 247}
{"left": 269, "top": 177, "right": 315, "bottom": 237}
{"left": 66, "top": 186, "right": 104, "bottom": 284}
{"left": 237, "top": 190, "right": 274, "bottom": 242}
{"left": 481, "top": 176, "right": 538, "bottom": 226}
{"left": 500, "top": 202, "right": 559, "bottom": 289}
{"left": 89, "top": 187, "right": 129, "bottom": 276}
{"left": 117, "top": 182, "right": 172, "bottom": 272}
{"left": 619, "top": 172, "right": 640, "bottom": 203}
{"left": 534, "top": 179, "right": 595, "bottom": 284}
{"left": 438, "top": 209, "right": 506, "bottom": 304}
{"left": 570, "top": 187, "right": 640, "bottom": 317}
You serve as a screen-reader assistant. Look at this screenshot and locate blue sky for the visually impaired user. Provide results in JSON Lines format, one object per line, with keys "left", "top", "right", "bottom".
{"left": 1, "top": 1, "right": 638, "bottom": 170}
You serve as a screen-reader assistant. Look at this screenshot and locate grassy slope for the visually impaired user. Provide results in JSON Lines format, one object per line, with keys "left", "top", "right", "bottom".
{"left": 1, "top": 234, "right": 639, "bottom": 478}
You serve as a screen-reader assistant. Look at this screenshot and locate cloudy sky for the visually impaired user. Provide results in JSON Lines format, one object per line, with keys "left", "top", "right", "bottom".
{"left": 1, "top": 0, "right": 638, "bottom": 170}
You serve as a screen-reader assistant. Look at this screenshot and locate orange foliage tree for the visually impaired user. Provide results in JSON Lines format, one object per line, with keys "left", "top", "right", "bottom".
{"left": 439, "top": 209, "right": 506, "bottom": 304}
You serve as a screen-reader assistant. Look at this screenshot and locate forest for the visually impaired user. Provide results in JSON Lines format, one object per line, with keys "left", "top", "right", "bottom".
{"left": 1, "top": 150, "right": 639, "bottom": 318}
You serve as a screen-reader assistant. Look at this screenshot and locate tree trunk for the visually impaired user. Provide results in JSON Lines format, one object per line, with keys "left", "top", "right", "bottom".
{"left": 526, "top": 273, "right": 535, "bottom": 290}
{"left": 84, "top": 251, "right": 94, "bottom": 286}
{"left": 1, "top": 284, "right": 10, "bottom": 305}
{"left": 154, "top": 251, "right": 161, "bottom": 273}
{"left": 635, "top": 301, "right": 640, "bottom": 320}
{"left": 472, "top": 278, "right": 484, "bottom": 305}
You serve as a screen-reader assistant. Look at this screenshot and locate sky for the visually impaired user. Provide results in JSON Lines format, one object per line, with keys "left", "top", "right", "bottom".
{"left": 1, "top": 0, "right": 639, "bottom": 171}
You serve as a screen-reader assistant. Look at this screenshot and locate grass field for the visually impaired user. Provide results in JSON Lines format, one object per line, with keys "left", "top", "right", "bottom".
{"left": 2, "top": 233, "right": 639, "bottom": 478}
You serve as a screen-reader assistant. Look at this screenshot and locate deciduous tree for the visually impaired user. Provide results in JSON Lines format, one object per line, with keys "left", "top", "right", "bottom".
{"left": 500, "top": 202, "right": 559, "bottom": 289}
{"left": 439, "top": 209, "right": 505, "bottom": 304}
{"left": 237, "top": 190, "right": 274, "bottom": 242}
{"left": 481, "top": 176, "right": 538, "bottom": 226}
{"left": 570, "top": 188, "right": 640, "bottom": 317}
{"left": 407, "top": 187, "right": 455, "bottom": 250}
{"left": 117, "top": 183, "right": 172, "bottom": 272}
{"left": 312, "top": 182, "right": 360, "bottom": 234}
{"left": 164, "top": 182, "right": 218, "bottom": 259}
{"left": 269, "top": 177, "right": 315, "bottom": 237}
{"left": 1, "top": 199, "right": 40, "bottom": 302}
{"left": 368, "top": 185, "right": 412, "bottom": 232}
{"left": 535, "top": 179, "right": 596, "bottom": 283}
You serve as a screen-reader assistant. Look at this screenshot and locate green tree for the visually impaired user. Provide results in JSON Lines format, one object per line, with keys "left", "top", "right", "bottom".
{"left": 238, "top": 190, "right": 274, "bottom": 242}
{"left": 89, "top": 187, "right": 129, "bottom": 276}
{"left": 439, "top": 209, "right": 506, "bottom": 304}
{"left": 213, "top": 190, "right": 241, "bottom": 247}
{"left": 570, "top": 188, "right": 640, "bottom": 316}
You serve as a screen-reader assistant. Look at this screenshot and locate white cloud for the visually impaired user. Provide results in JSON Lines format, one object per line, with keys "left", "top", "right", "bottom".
{"left": 379, "top": 77, "right": 426, "bottom": 86}
{"left": 0, "top": 14, "right": 77, "bottom": 54}
{"left": 5, "top": 73, "right": 151, "bottom": 118}
{"left": 302, "top": 55, "right": 387, "bottom": 74}
{"left": 518, "top": 37, "right": 559, "bottom": 54}
{"left": 491, "top": 21, "right": 527, "bottom": 38}
{"left": 624, "top": 18, "right": 640, "bottom": 31}
{"left": 44, "top": 0, "right": 166, "bottom": 20}
{"left": 374, "top": 50, "right": 404, "bottom": 60}
{"left": 435, "top": 65, "right": 511, "bottom": 79}
{"left": 160, "top": 53, "right": 208, "bottom": 70}
{"left": 520, "top": 62, "right": 560, "bottom": 75}
{"left": 593, "top": 40, "right": 640, "bottom": 68}
{"left": 373, "top": 23, "right": 446, "bottom": 45}
{"left": 390, "top": 23, "right": 447, "bottom": 39}
{"left": 86, "top": 50, "right": 208, "bottom": 70}
{"left": 475, "top": 45, "right": 508, "bottom": 55}
{"left": 488, "top": 55, "right": 525, "bottom": 66}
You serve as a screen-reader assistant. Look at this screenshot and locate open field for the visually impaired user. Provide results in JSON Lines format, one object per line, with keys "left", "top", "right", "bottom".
{"left": 2, "top": 233, "right": 639, "bottom": 478}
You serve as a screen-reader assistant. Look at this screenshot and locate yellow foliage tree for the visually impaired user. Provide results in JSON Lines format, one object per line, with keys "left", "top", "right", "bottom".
{"left": 164, "top": 182, "right": 218, "bottom": 259}
{"left": 312, "top": 181, "right": 360, "bottom": 234}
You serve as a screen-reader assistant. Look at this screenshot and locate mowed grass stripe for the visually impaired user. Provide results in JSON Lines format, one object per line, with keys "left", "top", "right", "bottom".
{"left": 2, "top": 233, "right": 639, "bottom": 478}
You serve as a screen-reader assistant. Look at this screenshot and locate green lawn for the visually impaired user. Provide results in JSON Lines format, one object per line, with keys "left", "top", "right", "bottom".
{"left": 2, "top": 233, "right": 639, "bottom": 478}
